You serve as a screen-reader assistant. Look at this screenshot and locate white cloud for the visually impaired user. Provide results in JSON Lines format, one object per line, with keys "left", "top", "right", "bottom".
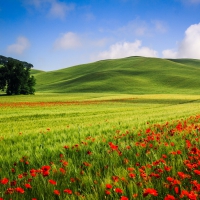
{"left": 25, "top": 0, "right": 74, "bottom": 19}
{"left": 162, "top": 49, "right": 178, "bottom": 59}
{"left": 49, "top": 1, "right": 74, "bottom": 19}
{"left": 7, "top": 36, "right": 30, "bottom": 55}
{"left": 101, "top": 18, "right": 167, "bottom": 38}
{"left": 54, "top": 32, "right": 81, "bottom": 50}
{"left": 162, "top": 23, "right": 200, "bottom": 59}
{"left": 93, "top": 40, "right": 158, "bottom": 60}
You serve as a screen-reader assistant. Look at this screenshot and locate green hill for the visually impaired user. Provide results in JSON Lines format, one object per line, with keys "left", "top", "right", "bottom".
{"left": 30, "top": 69, "right": 45, "bottom": 75}
{"left": 33, "top": 56, "right": 200, "bottom": 94}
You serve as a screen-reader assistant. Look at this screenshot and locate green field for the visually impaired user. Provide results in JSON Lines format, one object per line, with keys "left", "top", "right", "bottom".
{"left": 0, "top": 56, "right": 200, "bottom": 199}
{"left": 0, "top": 94, "right": 200, "bottom": 199}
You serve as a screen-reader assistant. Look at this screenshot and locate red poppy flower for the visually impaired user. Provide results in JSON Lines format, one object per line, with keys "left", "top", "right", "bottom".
{"left": 164, "top": 194, "right": 176, "bottom": 200}
{"left": 42, "top": 170, "right": 50, "bottom": 177}
{"left": 11, "top": 168, "right": 15, "bottom": 173}
{"left": 194, "top": 170, "right": 200, "bottom": 175}
{"left": 177, "top": 172, "right": 190, "bottom": 179}
{"left": 64, "top": 189, "right": 72, "bottom": 194}
{"left": 62, "top": 161, "right": 68, "bottom": 166}
{"left": 143, "top": 188, "right": 158, "bottom": 197}
{"left": 129, "top": 173, "right": 136, "bottom": 178}
{"left": 18, "top": 174, "right": 23, "bottom": 179}
{"left": 30, "top": 169, "right": 37, "bottom": 173}
{"left": 190, "top": 192, "right": 198, "bottom": 199}
{"left": 105, "top": 190, "right": 111, "bottom": 195}
{"left": 59, "top": 167, "right": 66, "bottom": 174}
{"left": 54, "top": 190, "right": 60, "bottom": 195}
{"left": 162, "top": 154, "right": 167, "bottom": 159}
{"left": 167, "top": 177, "right": 174, "bottom": 182}
{"left": 177, "top": 150, "right": 182, "bottom": 154}
{"left": 25, "top": 183, "right": 32, "bottom": 189}
{"left": 41, "top": 165, "right": 51, "bottom": 176}
{"left": 49, "top": 179, "right": 57, "bottom": 185}
{"left": 127, "top": 167, "right": 134, "bottom": 171}
{"left": 133, "top": 194, "right": 138, "bottom": 198}
{"left": 164, "top": 166, "right": 172, "bottom": 171}
{"left": 120, "top": 196, "right": 129, "bottom": 200}
{"left": 112, "top": 176, "right": 119, "bottom": 182}
{"left": 173, "top": 179, "right": 181, "bottom": 185}
{"left": 1, "top": 178, "right": 9, "bottom": 184}
{"left": 186, "top": 140, "right": 192, "bottom": 148}
{"left": 31, "top": 173, "right": 37, "bottom": 177}
{"left": 174, "top": 186, "right": 179, "bottom": 194}
{"left": 115, "top": 188, "right": 123, "bottom": 194}
{"left": 83, "top": 162, "right": 91, "bottom": 167}
{"left": 70, "top": 177, "right": 76, "bottom": 182}
{"left": 87, "top": 151, "right": 92, "bottom": 155}
{"left": 10, "top": 180, "right": 17, "bottom": 186}
{"left": 15, "top": 187, "right": 25, "bottom": 194}
{"left": 41, "top": 165, "right": 51, "bottom": 171}
{"left": 106, "top": 184, "right": 112, "bottom": 189}
{"left": 109, "top": 142, "right": 118, "bottom": 150}
{"left": 5, "top": 188, "right": 14, "bottom": 194}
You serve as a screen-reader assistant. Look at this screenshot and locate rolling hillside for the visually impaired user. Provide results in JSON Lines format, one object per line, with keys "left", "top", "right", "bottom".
{"left": 32, "top": 56, "right": 200, "bottom": 94}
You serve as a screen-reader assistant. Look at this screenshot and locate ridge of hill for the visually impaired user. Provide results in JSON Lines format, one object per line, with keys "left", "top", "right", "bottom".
{"left": 0, "top": 55, "right": 33, "bottom": 68}
{"left": 32, "top": 56, "right": 200, "bottom": 94}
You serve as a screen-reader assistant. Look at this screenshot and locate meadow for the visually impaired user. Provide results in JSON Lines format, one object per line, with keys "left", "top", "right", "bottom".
{"left": 0, "top": 93, "right": 200, "bottom": 199}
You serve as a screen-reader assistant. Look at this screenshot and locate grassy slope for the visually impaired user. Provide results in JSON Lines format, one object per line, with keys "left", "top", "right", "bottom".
{"left": 30, "top": 69, "right": 44, "bottom": 75}
{"left": 33, "top": 56, "right": 200, "bottom": 94}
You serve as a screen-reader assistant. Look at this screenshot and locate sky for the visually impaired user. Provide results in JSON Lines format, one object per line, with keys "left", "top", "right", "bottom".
{"left": 0, "top": 0, "right": 200, "bottom": 71}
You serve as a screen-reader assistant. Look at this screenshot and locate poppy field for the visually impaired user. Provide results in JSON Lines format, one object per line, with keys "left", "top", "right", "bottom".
{"left": 0, "top": 94, "right": 200, "bottom": 200}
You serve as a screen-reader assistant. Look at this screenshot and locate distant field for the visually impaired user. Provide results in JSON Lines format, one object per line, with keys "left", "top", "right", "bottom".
{"left": 1, "top": 93, "right": 200, "bottom": 135}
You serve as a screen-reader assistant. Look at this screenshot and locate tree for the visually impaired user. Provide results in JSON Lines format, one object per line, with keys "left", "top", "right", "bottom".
{"left": 0, "top": 68, "right": 7, "bottom": 93}
{"left": 0, "top": 58, "right": 36, "bottom": 95}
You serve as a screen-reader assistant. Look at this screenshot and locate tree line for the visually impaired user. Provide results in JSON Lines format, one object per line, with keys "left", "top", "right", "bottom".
{"left": 0, "top": 56, "right": 36, "bottom": 95}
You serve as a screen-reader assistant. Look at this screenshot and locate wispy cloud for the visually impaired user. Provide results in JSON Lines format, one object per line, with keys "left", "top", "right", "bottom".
{"left": 54, "top": 32, "right": 81, "bottom": 50}
{"left": 100, "top": 18, "right": 167, "bottom": 39}
{"left": 178, "top": 0, "right": 200, "bottom": 5}
{"left": 7, "top": 36, "right": 30, "bottom": 55}
{"left": 116, "top": 19, "right": 148, "bottom": 36}
{"left": 162, "top": 23, "right": 200, "bottom": 59}
{"left": 181, "top": 0, "right": 200, "bottom": 4}
{"left": 24, "top": 0, "right": 75, "bottom": 20}
{"left": 29, "top": 0, "right": 41, "bottom": 7}
{"left": 84, "top": 13, "right": 96, "bottom": 21}
{"left": 92, "top": 40, "right": 158, "bottom": 61}
{"left": 48, "top": 1, "right": 74, "bottom": 20}
{"left": 151, "top": 20, "right": 167, "bottom": 33}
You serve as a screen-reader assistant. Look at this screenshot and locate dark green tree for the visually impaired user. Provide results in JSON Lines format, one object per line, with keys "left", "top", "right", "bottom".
{"left": 0, "top": 59, "right": 36, "bottom": 95}
{"left": 0, "top": 66, "right": 7, "bottom": 91}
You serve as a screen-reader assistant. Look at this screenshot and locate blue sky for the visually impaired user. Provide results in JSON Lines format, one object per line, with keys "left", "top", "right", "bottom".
{"left": 0, "top": 0, "right": 200, "bottom": 71}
